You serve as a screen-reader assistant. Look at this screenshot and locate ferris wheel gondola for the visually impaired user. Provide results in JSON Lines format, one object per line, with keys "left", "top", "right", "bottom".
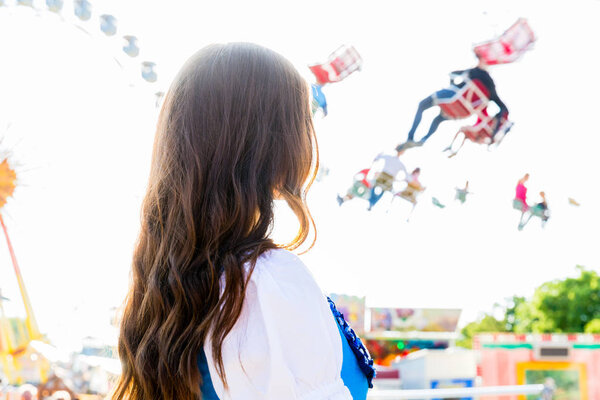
{"left": 0, "top": 0, "right": 164, "bottom": 96}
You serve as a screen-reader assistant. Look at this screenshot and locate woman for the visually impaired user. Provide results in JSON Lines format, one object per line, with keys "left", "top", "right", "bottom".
{"left": 514, "top": 173, "right": 531, "bottom": 230}
{"left": 113, "top": 43, "right": 374, "bottom": 400}
{"left": 514, "top": 173, "right": 529, "bottom": 212}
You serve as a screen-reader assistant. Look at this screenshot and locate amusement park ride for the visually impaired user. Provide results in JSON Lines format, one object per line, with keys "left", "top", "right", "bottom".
{"left": 0, "top": 159, "right": 49, "bottom": 385}
{"left": 0, "top": 0, "right": 164, "bottom": 391}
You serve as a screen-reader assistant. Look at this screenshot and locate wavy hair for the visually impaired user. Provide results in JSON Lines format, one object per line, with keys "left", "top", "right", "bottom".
{"left": 113, "top": 43, "right": 317, "bottom": 400}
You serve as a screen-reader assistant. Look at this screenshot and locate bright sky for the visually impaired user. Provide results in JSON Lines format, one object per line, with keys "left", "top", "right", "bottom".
{"left": 0, "top": 0, "right": 599, "bottom": 350}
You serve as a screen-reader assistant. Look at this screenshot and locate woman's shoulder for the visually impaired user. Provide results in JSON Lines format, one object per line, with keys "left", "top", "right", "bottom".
{"left": 206, "top": 248, "right": 351, "bottom": 399}
{"left": 251, "top": 248, "right": 317, "bottom": 285}
{"left": 256, "top": 247, "right": 303, "bottom": 265}
{"left": 247, "top": 249, "right": 326, "bottom": 306}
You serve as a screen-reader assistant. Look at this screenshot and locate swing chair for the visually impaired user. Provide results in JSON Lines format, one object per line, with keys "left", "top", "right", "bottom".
{"left": 513, "top": 192, "right": 550, "bottom": 230}
{"left": 437, "top": 74, "right": 490, "bottom": 120}
{"left": 309, "top": 45, "right": 363, "bottom": 85}
{"left": 462, "top": 114, "right": 512, "bottom": 144}
{"left": 390, "top": 181, "right": 425, "bottom": 221}
{"left": 513, "top": 198, "right": 528, "bottom": 212}
{"left": 337, "top": 169, "right": 373, "bottom": 206}
{"left": 443, "top": 110, "right": 513, "bottom": 158}
{"left": 518, "top": 204, "right": 550, "bottom": 230}
{"left": 455, "top": 188, "right": 470, "bottom": 204}
{"left": 311, "top": 84, "right": 328, "bottom": 116}
{"left": 473, "top": 18, "right": 536, "bottom": 66}
{"left": 395, "top": 184, "right": 423, "bottom": 205}
{"left": 349, "top": 169, "right": 373, "bottom": 200}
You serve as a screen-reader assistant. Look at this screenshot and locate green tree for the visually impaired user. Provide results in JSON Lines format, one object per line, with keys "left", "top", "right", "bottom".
{"left": 457, "top": 314, "right": 507, "bottom": 348}
{"left": 584, "top": 318, "right": 600, "bottom": 333}
{"left": 503, "top": 295, "right": 527, "bottom": 332}
{"left": 458, "top": 266, "right": 600, "bottom": 347}
{"left": 458, "top": 296, "right": 528, "bottom": 348}
{"left": 514, "top": 266, "right": 600, "bottom": 333}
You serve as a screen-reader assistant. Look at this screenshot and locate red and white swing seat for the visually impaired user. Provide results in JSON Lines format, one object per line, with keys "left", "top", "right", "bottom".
{"left": 309, "top": 45, "right": 363, "bottom": 85}
{"left": 460, "top": 111, "right": 511, "bottom": 144}
{"left": 438, "top": 77, "right": 490, "bottom": 120}
{"left": 473, "top": 18, "right": 536, "bottom": 66}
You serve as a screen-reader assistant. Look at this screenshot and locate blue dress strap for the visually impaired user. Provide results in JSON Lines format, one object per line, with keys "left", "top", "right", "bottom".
{"left": 198, "top": 350, "right": 220, "bottom": 400}
{"left": 327, "top": 297, "right": 376, "bottom": 388}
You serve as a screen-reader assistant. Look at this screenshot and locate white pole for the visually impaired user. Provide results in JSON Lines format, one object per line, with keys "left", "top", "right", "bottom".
{"left": 368, "top": 384, "right": 545, "bottom": 399}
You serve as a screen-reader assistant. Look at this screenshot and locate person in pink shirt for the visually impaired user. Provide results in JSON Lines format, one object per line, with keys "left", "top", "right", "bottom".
{"left": 514, "top": 173, "right": 529, "bottom": 211}
{"left": 514, "top": 173, "right": 530, "bottom": 229}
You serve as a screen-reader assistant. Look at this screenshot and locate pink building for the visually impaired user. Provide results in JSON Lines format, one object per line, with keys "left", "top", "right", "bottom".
{"left": 475, "top": 333, "right": 600, "bottom": 400}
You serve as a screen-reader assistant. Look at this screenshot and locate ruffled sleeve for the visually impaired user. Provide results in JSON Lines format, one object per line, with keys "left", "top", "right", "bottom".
{"left": 204, "top": 249, "right": 352, "bottom": 400}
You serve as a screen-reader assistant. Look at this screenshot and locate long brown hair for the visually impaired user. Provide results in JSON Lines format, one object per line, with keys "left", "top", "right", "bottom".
{"left": 113, "top": 43, "right": 317, "bottom": 400}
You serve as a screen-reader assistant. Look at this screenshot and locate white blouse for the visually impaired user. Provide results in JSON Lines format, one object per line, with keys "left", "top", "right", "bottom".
{"left": 203, "top": 248, "right": 352, "bottom": 400}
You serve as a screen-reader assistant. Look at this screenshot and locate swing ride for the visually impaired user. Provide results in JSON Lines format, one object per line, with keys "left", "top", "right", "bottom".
{"left": 330, "top": 18, "right": 569, "bottom": 232}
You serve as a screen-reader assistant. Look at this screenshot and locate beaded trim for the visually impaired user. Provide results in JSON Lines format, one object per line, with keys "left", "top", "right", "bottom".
{"left": 327, "top": 297, "right": 376, "bottom": 388}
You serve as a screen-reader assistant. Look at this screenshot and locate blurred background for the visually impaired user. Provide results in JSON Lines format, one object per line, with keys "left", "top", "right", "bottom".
{"left": 0, "top": 0, "right": 598, "bottom": 398}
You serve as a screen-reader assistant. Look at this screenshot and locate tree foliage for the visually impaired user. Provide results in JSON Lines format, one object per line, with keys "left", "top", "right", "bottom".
{"left": 459, "top": 266, "right": 600, "bottom": 348}
{"left": 457, "top": 314, "right": 507, "bottom": 348}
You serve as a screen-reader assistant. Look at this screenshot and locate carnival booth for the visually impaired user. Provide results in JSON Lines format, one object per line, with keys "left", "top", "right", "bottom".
{"left": 392, "top": 348, "right": 476, "bottom": 393}
{"left": 330, "top": 295, "right": 463, "bottom": 365}
{"left": 366, "top": 307, "right": 461, "bottom": 363}
{"left": 475, "top": 333, "right": 600, "bottom": 400}
{"left": 330, "top": 295, "right": 469, "bottom": 391}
